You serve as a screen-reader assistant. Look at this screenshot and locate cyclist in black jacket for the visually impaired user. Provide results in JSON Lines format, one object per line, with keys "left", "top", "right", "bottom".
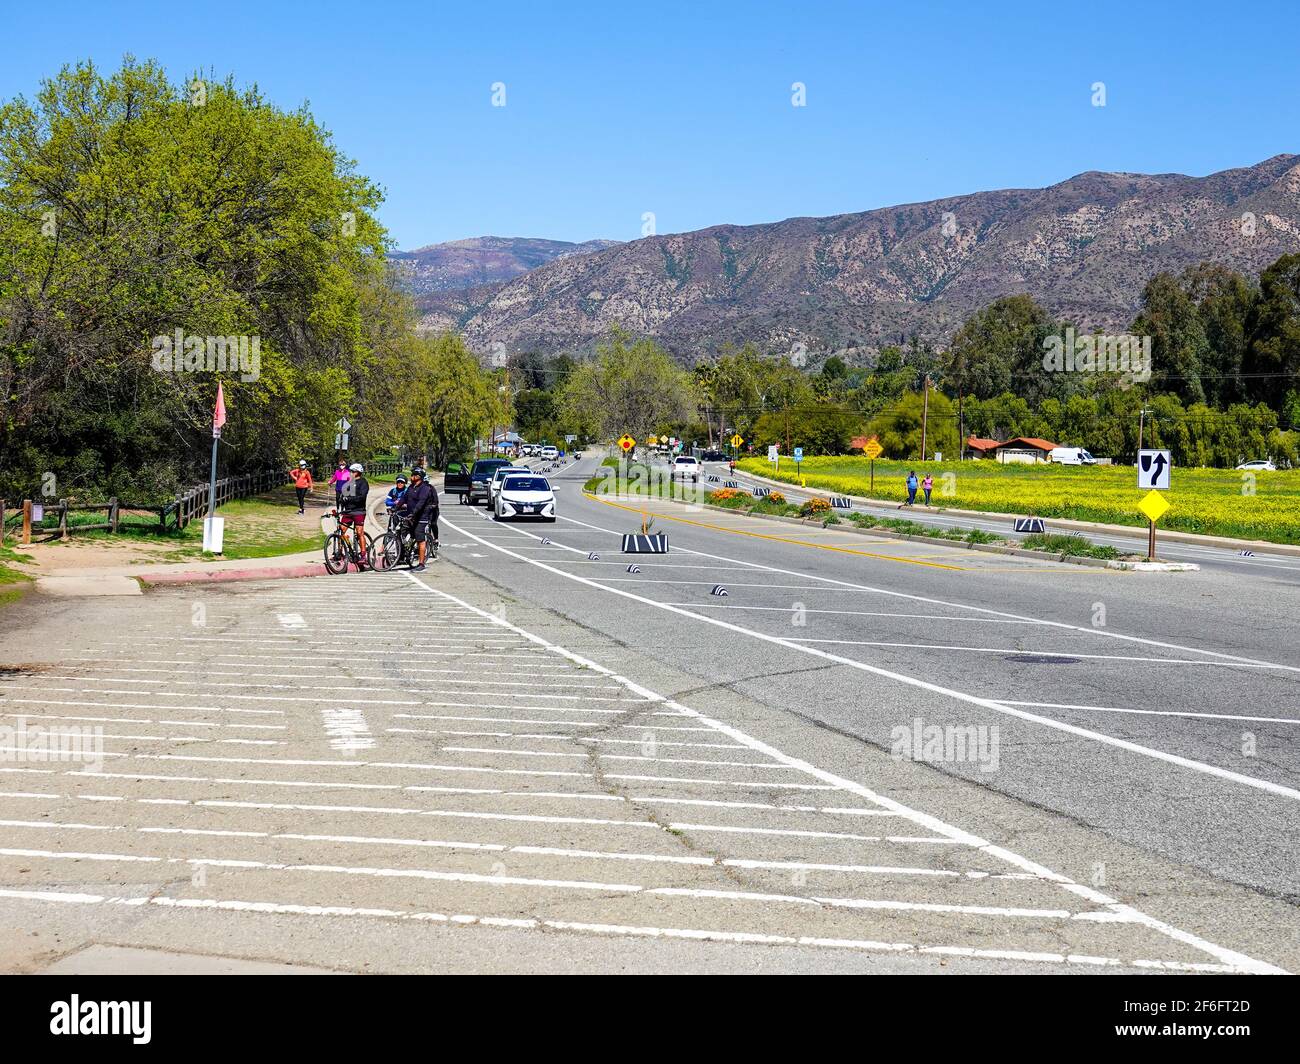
{"left": 397, "top": 468, "right": 438, "bottom": 571}
{"left": 339, "top": 463, "right": 370, "bottom": 563}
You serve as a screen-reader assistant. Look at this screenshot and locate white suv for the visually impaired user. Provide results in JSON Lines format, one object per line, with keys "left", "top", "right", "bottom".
{"left": 670, "top": 455, "right": 700, "bottom": 482}
{"left": 539, "top": 445, "right": 559, "bottom": 460}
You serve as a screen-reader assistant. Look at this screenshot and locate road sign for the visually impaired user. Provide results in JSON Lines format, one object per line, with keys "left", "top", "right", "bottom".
{"left": 1138, "top": 449, "right": 1171, "bottom": 490}
{"left": 793, "top": 447, "right": 803, "bottom": 462}
{"left": 618, "top": 434, "right": 636, "bottom": 453}
{"left": 1138, "top": 490, "right": 1170, "bottom": 524}
{"left": 335, "top": 417, "right": 351, "bottom": 433}
{"left": 334, "top": 433, "right": 348, "bottom": 450}
{"left": 648, "top": 435, "right": 659, "bottom": 446}
{"left": 1014, "top": 517, "right": 1046, "bottom": 534}
{"left": 565, "top": 434, "right": 576, "bottom": 443}
{"left": 767, "top": 445, "right": 779, "bottom": 463}
{"left": 729, "top": 433, "right": 744, "bottom": 448}
{"left": 863, "top": 438, "right": 884, "bottom": 460}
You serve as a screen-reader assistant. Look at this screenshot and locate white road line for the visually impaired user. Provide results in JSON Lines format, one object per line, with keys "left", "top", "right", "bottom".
{"left": 662, "top": 603, "right": 1047, "bottom": 624}
{"left": 996, "top": 701, "right": 1300, "bottom": 725}
{"left": 549, "top": 510, "right": 1300, "bottom": 674}
{"left": 783, "top": 640, "right": 1290, "bottom": 670}
{"left": 0, "top": 888, "right": 1230, "bottom": 972}
{"left": 426, "top": 522, "right": 1290, "bottom": 973}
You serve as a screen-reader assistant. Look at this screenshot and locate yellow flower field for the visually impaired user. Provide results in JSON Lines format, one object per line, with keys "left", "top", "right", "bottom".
{"left": 738, "top": 457, "right": 1300, "bottom": 544}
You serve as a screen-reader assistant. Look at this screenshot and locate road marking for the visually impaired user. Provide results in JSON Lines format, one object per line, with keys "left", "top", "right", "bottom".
{"left": 995, "top": 701, "right": 1300, "bottom": 725}
{"left": 551, "top": 509, "right": 1300, "bottom": 673}
{"left": 785, "top": 640, "right": 1290, "bottom": 670}
{"left": 403, "top": 552, "right": 1287, "bottom": 973}
{"left": 440, "top": 513, "right": 1300, "bottom": 809}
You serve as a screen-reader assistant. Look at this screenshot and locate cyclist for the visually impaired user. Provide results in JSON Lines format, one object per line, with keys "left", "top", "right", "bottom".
{"left": 384, "top": 474, "right": 408, "bottom": 514}
{"left": 290, "top": 460, "right": 314, "bottom": 514}
{"left": 339, "top": 462, "right": 370, "bottom": 564}
{"left": 397, "top": 467, "right": 437, "bottom": 572}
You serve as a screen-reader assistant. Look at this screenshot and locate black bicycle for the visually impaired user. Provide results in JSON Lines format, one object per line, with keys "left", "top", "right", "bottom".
{"left": 324, "top": 509, "right": 376, "bottom": 575}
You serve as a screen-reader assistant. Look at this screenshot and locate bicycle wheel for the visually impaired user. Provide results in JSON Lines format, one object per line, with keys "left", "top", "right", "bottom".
{"left": 372, "top": 532, "right": 401, "bottom": 571}
{"left": 323, "top": 532, "right": 349, "bottom": 575}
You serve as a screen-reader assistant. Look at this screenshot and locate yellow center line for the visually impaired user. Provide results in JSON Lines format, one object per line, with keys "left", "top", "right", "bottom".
{"left": 586, "top": 494, "right": 970, "bottom": 571}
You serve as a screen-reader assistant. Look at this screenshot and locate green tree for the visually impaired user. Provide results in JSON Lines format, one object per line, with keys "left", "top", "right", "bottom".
{"left": 559, "top": 329, "right": 693, "bottom": 443}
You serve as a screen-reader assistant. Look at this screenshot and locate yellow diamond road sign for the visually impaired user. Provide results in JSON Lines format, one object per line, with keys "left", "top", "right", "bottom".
{"left": 1138, "top": 490, "right": 1170, "bottom": 524}
{"left": 863, "top": 439, "right": 884, "bottom": 460}
{"left": 648, "top": 435, "right": 658, "bottom": 446}
{"left": 618, "top": 434, "right": 636, "bottom": 453}
{"left": 729, "top": 433, "right": 744, "bottom": 448}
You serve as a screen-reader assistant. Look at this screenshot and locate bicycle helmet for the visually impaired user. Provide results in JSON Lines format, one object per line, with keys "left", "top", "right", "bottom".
{"left": 349, "top": 462, "right": 364, "bottom": 473}
{"left": 395, "top": 474, "right": 408, "bottom": 484}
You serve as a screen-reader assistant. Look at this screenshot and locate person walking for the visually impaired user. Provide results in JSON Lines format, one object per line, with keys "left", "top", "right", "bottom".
{"left": 922, "top": 473, "right": 933, "bottom": 506}
{"left": 290, "top": 460, "right": 313, "bottom": 514}
{"left": 906, "top": 470, "right": 918, "bottom": 506}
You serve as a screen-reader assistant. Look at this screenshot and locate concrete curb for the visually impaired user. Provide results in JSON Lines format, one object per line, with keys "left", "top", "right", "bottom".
{"left": 137, "top": 562, "right": 327, "bottom": 587}
{"left": 737, "top": 466, "right": 1296, "bottom": 557}
{"left": 597, "top": 493, "right": 1198, "bottom": 572}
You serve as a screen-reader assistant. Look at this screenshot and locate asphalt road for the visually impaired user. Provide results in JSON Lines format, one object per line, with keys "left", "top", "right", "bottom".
{"left": 0, "top": 452, "right": 1295, "bottom": 974}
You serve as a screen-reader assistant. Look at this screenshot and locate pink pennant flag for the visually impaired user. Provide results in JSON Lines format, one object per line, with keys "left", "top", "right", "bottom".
{"left": 213, "top": 381, "right": 227, "bottom": 437}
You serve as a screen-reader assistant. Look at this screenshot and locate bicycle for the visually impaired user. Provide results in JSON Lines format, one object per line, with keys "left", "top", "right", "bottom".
{"left": 323, "top": 509, "right": 375, "bottom": 574}
{"left": 373, "top": 509, "right": 438, "bottom": 570}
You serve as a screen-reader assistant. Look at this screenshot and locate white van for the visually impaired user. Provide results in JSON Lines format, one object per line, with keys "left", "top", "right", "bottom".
{"left": 1050, "top": 447, "right": 1097, "bottom": 465}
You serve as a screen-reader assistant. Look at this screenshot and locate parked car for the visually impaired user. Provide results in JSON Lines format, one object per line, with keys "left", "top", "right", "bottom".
{"left": 1236, "top": 459, "right": 1277, "bottom": 471}
{"left": 670, "top": 455, "right": 701, "bottom": 481}
{"left": 1049, "top": 447, "right": 1097, "bottom": 465}
{"left": 701, "top": 449, "right": 727, "bottom": 462}
{"left": 539, "top": 445, "right": 559, "bottom": 461}
{"left": 466, "top": 458, "right": 515, "bottom": 505}
{"left": 488, "top": 464, "right": 531, "bottom": 507}
{"left": 495, "top": 473, "right": 557, "bottom": 522}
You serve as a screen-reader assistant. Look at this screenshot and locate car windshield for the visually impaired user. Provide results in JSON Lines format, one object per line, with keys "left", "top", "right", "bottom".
{"left": 503, "top": 477, "right": 549, "bottom": 492}
{"left": 473, "top": 460, "right": 509, "bottom": 474}
{"left": 676, "top": 457, "right": 697, "bottom": 464}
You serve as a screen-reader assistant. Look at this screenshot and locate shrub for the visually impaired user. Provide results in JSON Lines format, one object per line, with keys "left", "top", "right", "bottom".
{"left": 799, "top": 497, "right": 831, "bottom": 517}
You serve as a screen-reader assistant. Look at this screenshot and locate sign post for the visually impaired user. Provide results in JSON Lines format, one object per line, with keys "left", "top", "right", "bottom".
{"left": 863, "top": 436, "right": 884, "bottom": 494}
{"left": 1136, "top": 451, "right": 1172, "bottom": 562}
{"left": 204, "top": 382, "right": 227, "bottom": 554}
{"left": 767, "top": 444, "right": 779, "bottom": 473}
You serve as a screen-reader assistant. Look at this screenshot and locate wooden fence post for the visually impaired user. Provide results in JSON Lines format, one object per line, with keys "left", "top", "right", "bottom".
{"left": 59, "top": 500, "right": 69, "bottom": 542}
{"left": 22, "top": 499, "right": 32, "bottom": 545}
{"left": 109, "top": 497, "right": 119, "bottom": 532}
{"left": 0, "top": 499, "right": 5, "bottom": 545}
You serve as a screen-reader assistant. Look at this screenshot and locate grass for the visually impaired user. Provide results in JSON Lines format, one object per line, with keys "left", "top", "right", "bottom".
{"left": 1021, "top": 533, "right": 1122, "bottom": 560}
{"left": 0, "top": 542, "right": 34, "bottom": 607}
{"left": 32, "top": 485, "right": 327, "bottom": 562}
{"left": 740, "top": 456, "right": 1300, "bottom": 544}
{"left": 584, "top": 459, "right": 709, "bottom": 502}
{"left": 847, "top": 512, "right": 1003, "bottom": 544}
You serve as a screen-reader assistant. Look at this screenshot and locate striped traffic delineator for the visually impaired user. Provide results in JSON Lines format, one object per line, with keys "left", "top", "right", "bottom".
{"left": 829, "top": 496, "right": 852, "bottom": 509}
{"left": 626, "top": 564, "right": 642, "bottom": 573}
{"left": 588, "top": 552, "right": 600, "bottom": 561}
{"left": 710, "top": 585, "right": 729, "bottom": 596}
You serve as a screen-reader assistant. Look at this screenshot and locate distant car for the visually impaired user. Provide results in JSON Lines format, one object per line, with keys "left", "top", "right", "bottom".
{"left": 539, "top": 445, "right": 559, "bottom": 460}
{"left": 670, "top": 455, "right": 701, "bottom": 482}
{"left": 488, "top": 464, "right": 531, "bottom": 507}
{"left": 466, "top": 458, "right": 514, "bottom": 505}
{"left": 701, "top": 449, "right": 727, "bottom": 462}
{"left": 1049, "top": 447, "right": 1097, "bottom": 466}
{"left": 495, "top": 473, "right": 556, "bottom": 522}
{"left": 1236, "top": 459, "right": 1277, "bottom": 471}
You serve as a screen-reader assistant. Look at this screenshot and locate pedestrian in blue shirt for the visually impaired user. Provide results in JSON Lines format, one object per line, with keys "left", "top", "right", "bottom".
{"left": 906, "top": 470, "right": 918, "bottom": 505}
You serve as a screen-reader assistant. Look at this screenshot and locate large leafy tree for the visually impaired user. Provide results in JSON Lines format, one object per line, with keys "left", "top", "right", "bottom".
{"left": 944, "top": 295, "right": 1058, "bottom": 403}
{"left": 559, "top": 328, "right": 692, "bottom": 443}
{"left": 0, "top": 58, "right": 388, "bottom": 500}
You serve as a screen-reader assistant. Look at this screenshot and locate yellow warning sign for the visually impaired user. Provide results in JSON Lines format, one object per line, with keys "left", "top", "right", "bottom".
{"left": 1138, "top": 490, "right": 1170, "bottom": 524}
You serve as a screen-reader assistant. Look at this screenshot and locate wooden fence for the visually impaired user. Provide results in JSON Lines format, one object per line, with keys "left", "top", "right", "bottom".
{"left": 1, "top": 468, "right": 290, "bottom": 544}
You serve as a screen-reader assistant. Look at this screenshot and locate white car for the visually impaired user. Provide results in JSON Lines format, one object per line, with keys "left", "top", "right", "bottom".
{"left": 495, "top": 473, "right": 556, "bottom": 521}
{"left": 487, "top": 464, "right": 530, "bottom": 507}
{"left": 539, "top": 445, "right": 559, "bottom": 461}
{"left": 1236, "top": 459, "right": 1277, "bottom": 471}
{"left": 670, "top": 455, "right": 700, "bottom": 481}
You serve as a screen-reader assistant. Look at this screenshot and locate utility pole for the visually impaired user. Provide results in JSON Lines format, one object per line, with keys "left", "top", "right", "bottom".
{"left": 1138, "top": 406, "right": 1149, "bottom": 455}
{"left": 920, "top": 375, "right": 930, "bottom": 461}
{"left": 958, "top": 390, "right": 965, "bottom": 462}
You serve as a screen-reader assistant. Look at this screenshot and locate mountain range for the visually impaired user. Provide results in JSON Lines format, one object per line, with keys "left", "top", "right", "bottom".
{"left": 409, "top": 155, "right": 1300, "bottom": 362}
{"left": 391, "top": 236, "right": 621, "bottom": 295}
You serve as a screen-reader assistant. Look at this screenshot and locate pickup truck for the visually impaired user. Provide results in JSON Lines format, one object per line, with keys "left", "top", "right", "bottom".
{"left": 453, "top": 457, "right": 514, "bottom": 506}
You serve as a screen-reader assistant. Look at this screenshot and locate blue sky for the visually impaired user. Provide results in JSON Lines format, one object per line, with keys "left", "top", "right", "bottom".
{"left": 2, "top": 0, "right": 1297, "bottom": 249}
